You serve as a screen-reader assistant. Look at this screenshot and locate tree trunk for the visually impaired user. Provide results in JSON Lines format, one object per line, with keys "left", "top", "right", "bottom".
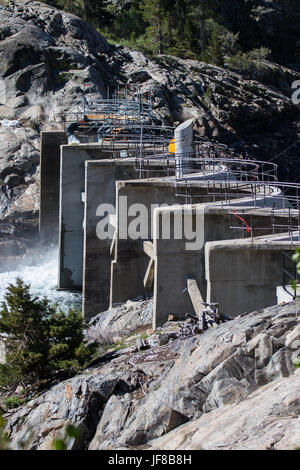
{"left": 200, "top": 16, "right": 205, "bottom": 51}
{"left": 199, "top": 3, "right": 206, "bottom": 52}
{"left": 158, "top": 3, "right": 164, "bottom": 55}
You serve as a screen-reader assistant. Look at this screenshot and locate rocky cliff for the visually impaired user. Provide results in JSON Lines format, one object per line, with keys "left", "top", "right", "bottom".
{"left": 1, "top": 0, "right": 298, "bottom": 130}
{"left": 3, "top": 301, "right": 300, "bottom": 450}
{"left": 1, "top": 0, "right": 300, "bottom": 264}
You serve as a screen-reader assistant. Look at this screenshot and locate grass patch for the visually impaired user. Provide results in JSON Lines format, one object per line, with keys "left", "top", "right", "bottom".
{"left": 2, "top": 396, "right": 23, "bottom": 410}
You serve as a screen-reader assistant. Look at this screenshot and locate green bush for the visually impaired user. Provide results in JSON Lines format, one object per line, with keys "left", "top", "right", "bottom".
{"left": 52, "top": 424, "right": 82, "bottom": 450}
{"left": 0, "top": 415, "right": 10, "bottom": 450}
{"left": 292, "top": 247, "right": 300, "bottom": 275}
{"left": 291, "top": 248, "right": 300, "bottom": 369}
{"left": 0, "top": 278, "right": 95, "bottom": 389}
{"left": 226, "top": 48, "right": 271, "bottom": 77}
{"left": 2, "top": 396, "right": 23, "bottom": 410}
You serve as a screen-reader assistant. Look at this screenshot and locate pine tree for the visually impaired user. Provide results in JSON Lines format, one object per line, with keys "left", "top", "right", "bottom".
{"left": 0, "top": 279, "right": 95, "bottom": 388}
{"left": 204, "top": 23, "right": 223, "bottom": 66}
{"left": 192, "top": 0, "right": 219, "bottom": 53}
{"left": 41, "top": 0, "right": 300, "bottom": 68}
{"left": 141, "top": 0, "right": 169, "bottom": 54}
{"left": 82, "top": 0, "right": 108, "bottom": 25}
{"left": 56, "top": 0, "right": 83, "bottom": 17}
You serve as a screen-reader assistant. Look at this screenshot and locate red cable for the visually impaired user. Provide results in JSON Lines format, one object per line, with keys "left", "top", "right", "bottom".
{"left": 253, "top": 165, "right": 259, "bottom": 181}
{"left": 232, "top": 210, "right": 251, "bottom": 233}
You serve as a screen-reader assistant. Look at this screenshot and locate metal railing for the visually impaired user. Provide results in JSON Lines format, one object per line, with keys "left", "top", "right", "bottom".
{"left": 135, "top": 151, "right": 278, "bottom": 182}
{"left": 282, "top": 251, "right": 298, "bottom": 299}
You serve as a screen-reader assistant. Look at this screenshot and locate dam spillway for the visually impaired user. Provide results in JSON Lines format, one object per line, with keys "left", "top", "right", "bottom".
{"left": 39, "top": 88, "right": 300, "bottom": 328}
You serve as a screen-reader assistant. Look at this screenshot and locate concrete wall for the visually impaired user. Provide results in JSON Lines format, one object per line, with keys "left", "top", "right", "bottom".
{"left": 205, "top": 236, "right": 299, "bottom": 317}
{"left": 153, "top": 205, "right": 204, "bottom": 328}
{"left": 110, "top": 179, "right": 254, "bottom": 310}
{"left": 277, "top": 285, "right": 300, "bottom": 303}
{"left": 39, "top": 131, "right": 67, "bottom": 244}
{"left": 110, "top": 180, "right": 189, "bottom": 308}
{"left": 58, "top": 144, "right": 130, "bottom": 290}
{"left": 152, "top": 205, "right": 297, "bottom": 327}
{"left": 83, "top": 159, "right": 138, "bottom": 319}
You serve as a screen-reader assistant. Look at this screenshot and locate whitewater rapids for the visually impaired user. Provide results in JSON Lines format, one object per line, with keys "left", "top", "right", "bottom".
{"left": 0, "top": 249, "right": 82, "bottom": 312}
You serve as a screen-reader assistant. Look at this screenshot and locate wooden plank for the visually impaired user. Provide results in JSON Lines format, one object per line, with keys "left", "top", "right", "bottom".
{"left": 144, "top": 257, "right": 155, "bottom": 290}
{"left": 110, "top": 231, "right": 117, "bottom": 256}
{"left": 143, "top": 240, "right": 154, "bottom": 258}
{"left": 109, "top": 214, "right": 117, "bottom": 229}
{"left": 187, "top": 277, "right": 204, "bottom": 317}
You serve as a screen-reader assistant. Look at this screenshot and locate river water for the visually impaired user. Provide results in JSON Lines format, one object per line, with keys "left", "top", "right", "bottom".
{"left": 0, "top": 248, "right": 82, "bottom": 312}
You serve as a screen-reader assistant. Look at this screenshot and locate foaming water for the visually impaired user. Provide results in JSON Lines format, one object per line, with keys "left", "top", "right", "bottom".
{"left": 0, "top": 249, "right": 82, "bottom": 312}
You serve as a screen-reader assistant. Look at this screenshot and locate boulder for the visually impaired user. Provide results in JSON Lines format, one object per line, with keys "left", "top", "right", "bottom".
{"left": 148, "top": 370, "right": 300, "bottom": 450}
{"left": 5, "top": 372, "right": 119, "bottom": 450}
{"left": 285, "top": 325, "right": 300, "bottom": 350}
{"left": 86, "top": 299, "right": 153, "bottom": 344}
{"left": 87, "top": 302, "right": 299, "bottom": 449}
{"left": 3, "top": 173, "right": 24, "bottom": 189}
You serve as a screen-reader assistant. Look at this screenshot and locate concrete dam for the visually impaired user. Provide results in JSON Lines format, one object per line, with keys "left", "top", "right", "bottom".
{"left": 39, "top": 87, "right": 300, "bottom": 330}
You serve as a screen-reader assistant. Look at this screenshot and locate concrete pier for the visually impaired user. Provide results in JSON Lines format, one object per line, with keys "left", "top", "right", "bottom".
{"left": 110, "top": 178, "right": 287, "bottom": 317}
{"left": 109, "top": 178, "right": 207, "bottom": 308}
{"left": 152, "top": 205, "right": 299, "bottom": 327}
{"left": 205, "top": 234, "right": 300, "bottom": 317}
{"left": 83, "top": 159, "right": 138, "bottom": 319}
{"left": 58, "top": 144, "right": 139, "bottom": 290}
{"left": 39, "top": 131, "right": 67, "bottom": 244}
{"left": 58, "top": 145, "right": 103, "bottom": 290}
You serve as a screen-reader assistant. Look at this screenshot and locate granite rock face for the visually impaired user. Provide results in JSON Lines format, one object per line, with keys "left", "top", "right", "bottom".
{"left": 1, "top": 1, "right": 297, "bottom": 132}
{"left": 148, "top": 369, "right": 300, "bottom": 450}
{"left": 87, "top": 299, "right": 153, "bottom": 345}
{"left": 4, "top": 301, "right": 300, "bottom": 450}
{"left": 0, "top": 125, "right": 40, "bottom": 265}
{"left": 5, "top": 373, "right": 119, "bottom": 450}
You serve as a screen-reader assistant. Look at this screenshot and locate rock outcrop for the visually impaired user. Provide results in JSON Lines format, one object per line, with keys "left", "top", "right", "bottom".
{"left": 87, "top": 299, "right": 153, "bottom": 345}
{"left": 1, "top": 1, "right": 298, "bottom": 133}
{"left": 0, "top": 124, "right": 40, "bottom": 268}
{"left": 3, "top": 301, "right": 300, "bottom": 450}
{"left": 148, "top": 369, "right": 300, "bottom": 450}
